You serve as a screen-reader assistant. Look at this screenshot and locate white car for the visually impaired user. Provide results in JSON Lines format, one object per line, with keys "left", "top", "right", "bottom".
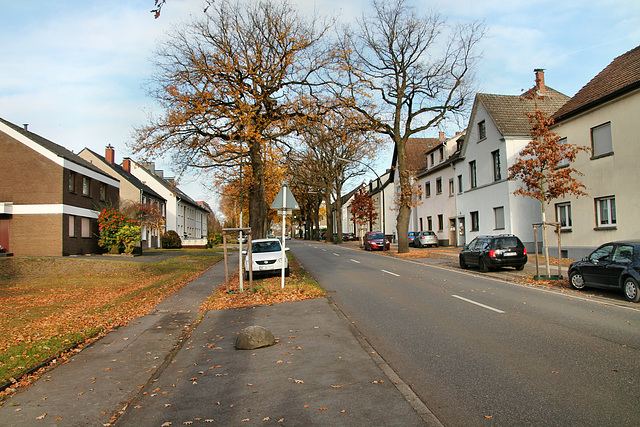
{"left": 244, "top": 238, "right": 289, "bottom": 279}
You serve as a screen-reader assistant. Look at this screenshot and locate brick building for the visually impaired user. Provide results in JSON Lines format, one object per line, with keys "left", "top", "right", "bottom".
{"left": 0, "top": 118, "right": 119, "bottom": 256}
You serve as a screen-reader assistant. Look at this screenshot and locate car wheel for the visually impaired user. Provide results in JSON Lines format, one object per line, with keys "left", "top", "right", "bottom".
{"left": 478, "top": 258, "right": 489, "bottom": 273}
{"left": 515, "top": 264, "right": 525, "bottom": 271}
{"left": 285, "top": 267, "right": 290, "bottom": 278}
{"left": 416, "top": 240, "right": 422, "bottom": 248}
{"left": 569, "top": 271, "right": 586, "bottom": 290}
{"left": 244, "top": 271, "right": 249, "bottom": 281}
{"left": 623, "top": 277, "right": 640, "bottom": 303}
{"left": 459, "top": 256, "right": 468, "bottom": 269}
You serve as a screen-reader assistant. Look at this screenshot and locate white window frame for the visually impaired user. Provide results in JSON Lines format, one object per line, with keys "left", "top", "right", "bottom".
{"left": 491, "top": 150, "right": 501, "bottom": 181}
{"left": 557, "top": 138, "right": 570, "bottom": 168}
{"left": 596, "top": 196, "right": 616, "bottom": 228}
{"left": 493, "top": 206, "right": 505, "bottom": 230}
{"left": 470, "top": 211, "right": 479, "bottom": 231}
{"left": 469, "top": 161, "right": 477, "bottom": 189}
{"left": 436, "top": 177, "right": 443, "bottom": 194}
{"left": 591, "top": 122, "right": 613, "bottom": 158}
{"left": 478, "top": 120, "right": 486, "bottom": 140}
{"left": 555, "top": 202, "right": 572, "bottom": 230}
{"left": 449, "top": 178, "right": 454, "bottom": 197}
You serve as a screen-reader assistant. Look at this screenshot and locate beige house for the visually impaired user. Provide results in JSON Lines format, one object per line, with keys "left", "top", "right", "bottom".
{"left": 550, "top": 45, "right": 640, "bottom": 260}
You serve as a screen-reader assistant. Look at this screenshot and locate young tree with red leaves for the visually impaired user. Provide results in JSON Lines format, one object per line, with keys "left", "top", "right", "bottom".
{"left": 508, "top": 99, "right": 589, "bottom": 276}
{"left": 350, "top": 187, "right": 379, "bottom": 241}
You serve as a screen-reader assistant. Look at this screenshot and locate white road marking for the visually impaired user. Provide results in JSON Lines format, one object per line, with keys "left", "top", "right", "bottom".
{"left": 333, "top": 253, "right": 340, "bottom": 257}
{"left": 452, "top": 295, "right": 505, "bottom": 314}
{"left": 381, "top": 270, "right": 400, "bottom": 277}
{"left": 350, "top": 259, "right": 361, "bottom": 263}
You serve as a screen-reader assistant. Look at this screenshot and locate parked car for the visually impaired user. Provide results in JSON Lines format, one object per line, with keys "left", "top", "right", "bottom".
{"left": 459, "top": 234, "right": 527, "bottom": 272}
{"left": 363, "top": 231, "right": 390, "bottom": 251}
{"left": 415, "top": 231, "right": 438, "bottom": 248}
{"left": 568, "top": 241, "right": 640, "bottom": 303}
{"left": 408, "top": 231, "right": 419, "bottom": 247}
{"left": 343, "top": 232, "right": 356, "bottom": 241}
{"left": 243, "top": 238, "right": 289, "bottom": 280}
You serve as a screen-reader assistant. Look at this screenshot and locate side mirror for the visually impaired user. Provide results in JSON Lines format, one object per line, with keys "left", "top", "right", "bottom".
{"left": 242, "top": 250, "right": 247, "bottom": 255}
{"left": 285, "top": 247, "right": 290, "bottom": 252}
{"left": 582, "top": 256, "right": 589, "bottom": 262}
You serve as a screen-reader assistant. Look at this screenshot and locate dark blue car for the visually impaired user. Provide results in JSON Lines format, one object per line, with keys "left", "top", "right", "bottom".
{"left": 568, "top": 241, "right": 640, "bottom": 302}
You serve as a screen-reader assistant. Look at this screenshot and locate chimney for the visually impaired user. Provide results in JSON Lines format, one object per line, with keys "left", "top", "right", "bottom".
{"left": 105, "top": 144, "right": 115, "bottom": 164}
{"left": 23, "top": 124, "right": 29, "bottom": 131}
{"left": 439, "top": 131, "right": 445, "bottom": 141}
{"left": 122, "top": 158, "right": 131, "bottom": 173}
{"left": 534, "top": 69, "right": 546, "bottom": 97}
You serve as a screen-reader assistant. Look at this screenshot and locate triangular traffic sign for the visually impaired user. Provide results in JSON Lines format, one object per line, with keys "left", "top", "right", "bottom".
{"left": 270, "top": 184, "right": 300, "bottom": 210}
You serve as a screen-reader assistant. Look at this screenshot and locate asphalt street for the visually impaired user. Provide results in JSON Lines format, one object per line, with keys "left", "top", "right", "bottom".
{"left": 290, "top": 239, "right": 640, "bottom": 426}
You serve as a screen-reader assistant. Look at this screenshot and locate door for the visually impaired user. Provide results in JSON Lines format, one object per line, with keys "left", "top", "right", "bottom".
{"left": 606, "top": 244, "right": 634, "bottom": 288}
{"left": 0, "top": 218, "right": 9, "bottom": 253}
{"left": 449, "top": 218, "right": 456, "bottom": 247}
{"left": 582, "top": 244, "right": 614, "bottom": 286}
{"left": 458, "top": 217, "right": 466, "bottom": 246}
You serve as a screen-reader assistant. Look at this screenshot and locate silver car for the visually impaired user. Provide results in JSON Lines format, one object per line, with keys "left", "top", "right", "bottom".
{"left": 415, "top": 231, "right": 438, "bottom": 248}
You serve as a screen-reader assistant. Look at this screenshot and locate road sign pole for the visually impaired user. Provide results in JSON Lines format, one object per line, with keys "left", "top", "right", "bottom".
{"left": 281, "top": 189, "right": 286, "bottom": 289}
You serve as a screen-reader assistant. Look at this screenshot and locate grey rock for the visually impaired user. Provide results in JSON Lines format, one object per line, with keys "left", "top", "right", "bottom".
{"left": 235, "top": 325, "right": 276, "bottom": 350}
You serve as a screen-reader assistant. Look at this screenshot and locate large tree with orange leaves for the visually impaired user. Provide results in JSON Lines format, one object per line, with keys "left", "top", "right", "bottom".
{"left": 132, "top": 0, "right": 332, "bottom": 238}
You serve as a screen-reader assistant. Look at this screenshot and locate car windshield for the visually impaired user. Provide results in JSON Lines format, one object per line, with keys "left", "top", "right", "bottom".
{"left": 252, "top": 241, "right": 281, "bottom": 253}
{"left": 369, "top": 233, "right": 383, "bottom": 239}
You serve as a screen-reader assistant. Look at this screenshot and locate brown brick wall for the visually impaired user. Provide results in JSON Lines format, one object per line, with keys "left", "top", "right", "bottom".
{"left": 10, "top": 214, "right": 63, "bottom": 256}
{"left": 0, "top": 134, "right": 63, "bottom": 204}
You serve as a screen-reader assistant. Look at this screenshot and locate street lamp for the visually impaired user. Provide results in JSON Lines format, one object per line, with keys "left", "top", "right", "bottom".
{"left": 337, "top": 157, "right": 387, "bottom": 250}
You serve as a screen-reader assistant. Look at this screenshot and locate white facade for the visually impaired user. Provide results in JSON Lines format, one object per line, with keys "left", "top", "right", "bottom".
{"left": 414, "top": 133, "right": 465, "bottom": 246}
{"left": 129, "top": 161, "right": 208, "bottom": 245}
{"left": 455, "top": 100, "right": 542, "bottom": 249}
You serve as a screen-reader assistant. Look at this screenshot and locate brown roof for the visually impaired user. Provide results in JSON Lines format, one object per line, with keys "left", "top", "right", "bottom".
{"left": 477, "top": 87, "right": 570, "bottom": 136}
{"left": 553, "top": 45, "right": 640, "bottom": 122}
{"left": 405, "top": 138, "right": 442, "bottom": 172}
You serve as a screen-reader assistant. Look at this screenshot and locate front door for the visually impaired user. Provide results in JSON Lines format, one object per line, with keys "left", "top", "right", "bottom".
{"left": 0, "top": 218, "right": 9, "bottom": 252}
{"left": 458, "top": 217, "right": 466, "bottom": 246}
{"left": 449, "top": 218, "right": 456, "bottom": 247}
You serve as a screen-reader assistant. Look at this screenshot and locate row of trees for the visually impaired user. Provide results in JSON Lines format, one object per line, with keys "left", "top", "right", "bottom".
{"left": 133, "top": 0, "right": 484, "bottom": 253}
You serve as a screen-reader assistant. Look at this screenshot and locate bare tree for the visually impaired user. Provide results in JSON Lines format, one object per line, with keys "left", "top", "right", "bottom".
{"left": 338, "top": 0, "right": 484, "bottom": 253}
{"left": 132, "top": 0, "right": 332, "bottom": 238}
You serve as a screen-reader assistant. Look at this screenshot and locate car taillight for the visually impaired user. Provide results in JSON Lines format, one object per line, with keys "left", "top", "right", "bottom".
{"left": 489, "top": 249, "right": 496, "bottom": 258}
{"left": 523, "top": 248, "right": 527, "bottom": 255}
{"left": 434, "top": 235, "right": 438, "bottom": 239}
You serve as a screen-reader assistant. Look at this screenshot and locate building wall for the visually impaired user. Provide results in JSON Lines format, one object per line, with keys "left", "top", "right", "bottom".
{"left": 550, "top": 88, "right": 640, "bottom": 260}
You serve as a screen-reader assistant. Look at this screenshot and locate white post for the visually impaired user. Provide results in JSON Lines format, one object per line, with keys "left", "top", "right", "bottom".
{"left": 281, "top": 190, "right": 286, "bottom": 289}
{"left": 239, "top": 212, "right": 244, "bottom": 292}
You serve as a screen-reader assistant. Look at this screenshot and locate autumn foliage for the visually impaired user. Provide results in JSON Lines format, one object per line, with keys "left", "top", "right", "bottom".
{"left": 97, "top": 209, "right": 141, "bottom": 254}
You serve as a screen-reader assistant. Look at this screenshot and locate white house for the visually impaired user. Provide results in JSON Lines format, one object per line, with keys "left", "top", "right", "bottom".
{"left": 454, "top": 70, "right": 570, "bottom": 249}
{"left": 414, "top": 132, "right": 465, "bottom": 246}
{"left": 549, "top": 45, "right": 640, "bottom": 259}
{"left": 129, "top": 160, "right": 209, "bottom": 247}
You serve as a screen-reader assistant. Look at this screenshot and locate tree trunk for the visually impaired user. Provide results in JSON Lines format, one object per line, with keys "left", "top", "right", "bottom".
{"left": 325, "top": 196, "right": 333, "bottom": 244}
{"left": 395, "top": 139, "right": 411, "bottom": 253}
{"left": 249, "top": 139, "right": 267, "bottom": 239}
{"left": 335, "top": 183, "right": 343, "bottom": 244}
{"left": 541, "top": 204, "right": 551, "bottom": 277}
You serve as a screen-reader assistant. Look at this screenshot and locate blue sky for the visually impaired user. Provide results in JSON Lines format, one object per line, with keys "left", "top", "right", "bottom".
{"left": 1, "top": 0, "right": 639, "bottom": 209}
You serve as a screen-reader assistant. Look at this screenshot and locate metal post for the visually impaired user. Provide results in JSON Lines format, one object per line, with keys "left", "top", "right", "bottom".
{"left": 223, "top": 232, "right": 229, "bottom": 292}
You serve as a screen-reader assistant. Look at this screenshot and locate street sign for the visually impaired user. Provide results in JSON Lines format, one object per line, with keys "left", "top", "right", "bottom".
{"left": 270, "top": 185, "right": 299, "bottom": 210}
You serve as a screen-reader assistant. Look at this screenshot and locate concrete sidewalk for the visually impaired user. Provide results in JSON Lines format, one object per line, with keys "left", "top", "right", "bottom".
{"left": 0, "top": 254, "right": 432, "bottom": 426}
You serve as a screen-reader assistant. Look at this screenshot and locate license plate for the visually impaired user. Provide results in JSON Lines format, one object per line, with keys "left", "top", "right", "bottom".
{"left": 504, "top": 252, "right": 517, "bottom": 257}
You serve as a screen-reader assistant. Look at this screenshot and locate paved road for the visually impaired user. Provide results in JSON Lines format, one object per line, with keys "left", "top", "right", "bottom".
{"left": 290, "top": 239, "right": 640, "bottom": 426}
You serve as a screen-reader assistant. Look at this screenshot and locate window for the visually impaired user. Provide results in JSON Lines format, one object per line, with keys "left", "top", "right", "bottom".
{"left": 436, "top": 177, "right": 442, "bottom": 194}
{"left": 478, "top": 120, "right": 486, "bottom": 140}
{"left": 68, "top": 215, "right": 76, "bottom": 237}
{"left": 419, "top": 218, "right": 423, "bottom": 231}
{"left": 469, "top": 161, "right": 477, "bottom": 188}
{"left": 425, "top": 182, "right": 431, "bottom": 198}
{"left": 494, "top": 207, "right": 505, "bottom": 230}
{"left": 613, "top": 245, "right": 634, "bottom": 264}
{"left": 491, "top": 150, "right": 501, "bottom": 181}
{"left": 439, "top": 147, "right": 444, "bottom": 162}
{"left": 437, "top": 214, "right": 443, "bottom": 231}
{"left": 449, "top": 178, "right": 454, "bottom": 197}
{"left": 457, "top": 175, "right": 463, "bottom": 194}
{"left": 589, "top": 245, "right": 613, "bottom": 263}
{"left": 591, "top": 122, "right": 612, "bottom": 158}
{"left": 557, "top": 138, "right": 570, "bottom": 168}
{"left": 470, "top": 211, "right": 479, "bottom": 231}
{"left": 69, "top": 171, "right": 76, "bottom": 193}
{"left": 82, "top": 177, "right": 91, "bottom": 196}
{"left": 430, "top": 153, "right": 435, "bottom": 166}
{"left": 596, "top": 196, "right": 616, "bottom": 227}
{"left": 81, "top": 217, "right": 91, "bottom": 238}
{"left": 427, "top": 216, "right": 433, "bottom": 231}
{"left": 555, "top": 202, "right": 572, "bottom": 230}
{"left": 99, "top": 183, "right": 106, "bottom": 201}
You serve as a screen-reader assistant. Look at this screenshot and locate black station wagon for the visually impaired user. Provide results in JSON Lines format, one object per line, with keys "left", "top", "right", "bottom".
{"left": 459, "top": 234, "right": 528, "bottom": 272}
{"left": 568, "top": 241, "right": 640, "bottom": 303}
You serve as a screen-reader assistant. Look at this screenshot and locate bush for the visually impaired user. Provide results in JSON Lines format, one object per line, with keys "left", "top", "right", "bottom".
{"left": 207, "top": 232, "right": 223, "bottom": 247}
{"left": 162, "top": 230, "right": 182, "bottom": 249}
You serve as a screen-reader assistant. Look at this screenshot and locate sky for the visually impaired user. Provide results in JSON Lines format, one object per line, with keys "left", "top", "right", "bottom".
{"left": 1, "top": 0, "right": 639, "bottom": 212}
